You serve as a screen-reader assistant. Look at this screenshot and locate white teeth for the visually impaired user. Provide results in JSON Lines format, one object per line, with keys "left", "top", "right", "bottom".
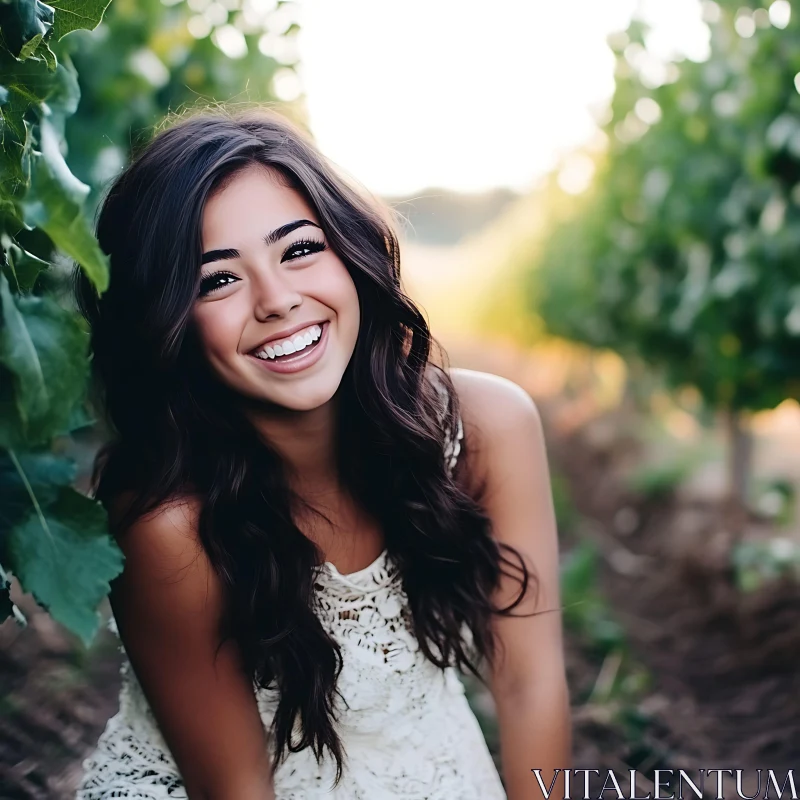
{"left": 253, "top": 323, "right": 325, "bottom": 360}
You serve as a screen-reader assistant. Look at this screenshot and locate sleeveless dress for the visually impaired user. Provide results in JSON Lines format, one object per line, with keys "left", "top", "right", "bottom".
{"left": 76, "top": 399, "right": 508, "bottom": 800}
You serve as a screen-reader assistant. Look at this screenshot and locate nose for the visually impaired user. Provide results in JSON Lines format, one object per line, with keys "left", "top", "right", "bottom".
{"left": 251, "top": 264, "right": 303, "bottom": 321}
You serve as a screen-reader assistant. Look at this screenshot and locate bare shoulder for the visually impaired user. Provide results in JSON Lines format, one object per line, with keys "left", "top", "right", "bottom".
{"left": 449, "top": 367, "right": 542, "bottom": 439}
{"left": 109, "top": 490, "right": 205, "bottom": 567}
{"left": 448, "top": 368, "right": 546, "bottom": 488}
{"left": 107, "top": 490, "right": 218, "bottom": 633}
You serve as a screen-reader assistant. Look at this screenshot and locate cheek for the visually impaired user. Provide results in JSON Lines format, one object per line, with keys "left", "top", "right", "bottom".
{"left": 191, "top": 307, "right": 242, "bottom": 358}
{"left": 325, "top": 262, "right": 359, "bottom": 316}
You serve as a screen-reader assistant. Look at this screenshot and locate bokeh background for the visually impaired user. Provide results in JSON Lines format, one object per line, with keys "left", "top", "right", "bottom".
{"left": 1, "top": 0, "right": 799, "bottom": 796}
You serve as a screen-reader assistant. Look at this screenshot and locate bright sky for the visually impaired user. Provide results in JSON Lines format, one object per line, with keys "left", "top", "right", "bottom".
{"left": 294, "top": 0, "right": 710, "bottom": 196}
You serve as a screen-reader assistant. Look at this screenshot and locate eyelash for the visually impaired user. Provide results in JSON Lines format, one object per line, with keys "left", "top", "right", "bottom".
{"left": 198, "top": 238, "right": 328, "bottom": 297}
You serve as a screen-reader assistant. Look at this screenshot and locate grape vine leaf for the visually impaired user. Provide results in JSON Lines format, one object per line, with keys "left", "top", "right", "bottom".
{"left": 19, "top": 116, "right": 109, "bottom": 291}
{"left": 0, "top": 0, "right": 55, "bottom": 59}
{"left": 0, "top": 448, "right": 78, "bottom": 526}
{"left": 0, "top": 450, "right": 120, "bottom": 642}
{"left": 0, "top": 451, "right": 81, "bottom": 628}
{"left": 0, "top": 365, "right": 28, "bottom": 450}
{"left": 7, "top": 485, "right": 123, "bottom": 645}
{"left": 0, "top": 271, "right": 90, "bottom": 447}
{"left": 30, "top": 36, "right": 57, "bottom": 71}
{"left": 2, "top": 239, "right": 50, "bottom": 292}
{"left": 48, "top": 0, "right": 113, "bottom": 40}
{"left": 0, "top": 42, "right": 59, "bottom": 142}
{"left": 61, "top": 396, "right": 96, "bottom": 434}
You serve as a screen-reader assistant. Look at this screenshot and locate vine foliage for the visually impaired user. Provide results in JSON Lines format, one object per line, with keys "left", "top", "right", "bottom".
{"left": 0, "top": 0, "right": 123, "bottom": 645}
{"left": 529, "top": 3, "right": 800, "bottom": 509}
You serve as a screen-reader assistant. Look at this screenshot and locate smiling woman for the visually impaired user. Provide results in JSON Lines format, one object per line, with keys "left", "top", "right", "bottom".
{"left": 192, "top": 166, "right": 360, "bottom": 412}
{"left": 72, "top": 108, "right": 570, "bottom": 799}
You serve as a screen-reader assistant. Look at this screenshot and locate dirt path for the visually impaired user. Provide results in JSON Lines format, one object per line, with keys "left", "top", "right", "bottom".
{"left": 0, "top": 600, "right": 121, "bottom": 799}
{"left": 548, "top": 404, "right": 800, "bottom": 771}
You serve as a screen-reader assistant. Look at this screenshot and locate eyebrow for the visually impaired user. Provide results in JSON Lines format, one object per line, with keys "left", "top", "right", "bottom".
{"left": 200, "top": 219, "right": 322, "bottom": 265}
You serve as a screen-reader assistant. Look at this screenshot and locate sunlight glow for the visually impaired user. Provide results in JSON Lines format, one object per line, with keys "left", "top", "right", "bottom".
{"left": 204, "top": 2, "right": 229, "bottom": 26}
{"left": 187, "top": 14, "right": 212, "bottom": 38}
{"left": 734, "top": 8, "right": 757, "bottom": 38}
{"left": 635, "top": 97, "right": 663, "bottom": 126}
{"left": 296, "top": 0, "right": 708, "bottom": 195}
{"left": 212, "top": 24, "right": 247, "bottom": 58}
{"left": 769, "top": 0, "right": 791, "bottom": 30}
{"left": 273, "top": 68, "right": 302, "bottom": 102}
{"left": 557, "top": 153, "right": 596, "bottom": 195}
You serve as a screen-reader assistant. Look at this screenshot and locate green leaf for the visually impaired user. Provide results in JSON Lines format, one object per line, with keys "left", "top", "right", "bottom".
{"left": 60, "top": 395, "right": 95, "bottom": 434}
{"left": 0, "top": 450, "right": 84, "bottom": 629}
{"left": 20, "top": 117, "right": 109, "bottom": 291}
{"left": 42, "top": 51, "right": 78, "bottom": 117}
{"left": 0, "top": 112, "right": 33, "bottom": 203}
{"left": 0, "top": 451, "right": 82, "bottom": 629}
{"left": 0, "top": 34, "right": 59, "bottom": 115}
{"left": 2, "top": 236, "right": 50, "bottom": 291}
{"left": 7, "top": 480, "right": 123, "bottom": 645}
{"left": 0, "top": 0, "right": 55, "bottom": 60}
{"left": 32, "top": 36, "right": 57, "bottom": 72}
{"left": 0, "top": 365, "right": 28, "bottom": 449}
{"left": 0, "top": 449, "right": 78, "bottom": 531}
{"left": 49, "top": 0, "right": 112, "bottom": 40}
{"left": 0, "top": 272, "right": 48, "bottom": 427}
{"left": 19, "top": 33, "right": 44, "bottom": 61}
{"left": 0, "top": 44, "right": 59, "bottom": 198}
{"left": 0, "top": 271, "right": 90, "bottom": 447}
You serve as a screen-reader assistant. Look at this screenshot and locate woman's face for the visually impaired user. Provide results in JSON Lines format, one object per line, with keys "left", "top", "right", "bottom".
{"left": 191, "top": 164, "right": 360, "bottom": 412}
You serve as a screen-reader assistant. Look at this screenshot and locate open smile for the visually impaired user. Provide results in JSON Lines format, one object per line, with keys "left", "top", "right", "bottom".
{"left": 247, "top": 321, "right": 330, "bottom": 375}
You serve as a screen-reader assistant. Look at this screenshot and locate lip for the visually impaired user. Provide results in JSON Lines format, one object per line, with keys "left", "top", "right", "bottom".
{"left": 248, "top": 319, "right": 328, "bottom": 355}
{"left": 247, "top": 321, "right": 330, "bottom": 375}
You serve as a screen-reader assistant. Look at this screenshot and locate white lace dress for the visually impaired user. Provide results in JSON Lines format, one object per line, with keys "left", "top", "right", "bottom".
{"left": 77, "top": 410, "right": 507, "bottom": 800}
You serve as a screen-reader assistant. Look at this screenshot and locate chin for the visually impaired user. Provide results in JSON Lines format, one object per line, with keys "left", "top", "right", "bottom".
{"left": 207, "top": 349, "right": 353, "bottom": 414}
{"left": 271, "top": 387, "right": 338, "bottom": 412}
{"left": 246, "top": 373, "right": 345, "bottom": 413}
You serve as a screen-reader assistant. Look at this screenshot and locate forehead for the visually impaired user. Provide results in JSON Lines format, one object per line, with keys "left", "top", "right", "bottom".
{"left": 201, "top": 165, "right": 315, "bottom": 247}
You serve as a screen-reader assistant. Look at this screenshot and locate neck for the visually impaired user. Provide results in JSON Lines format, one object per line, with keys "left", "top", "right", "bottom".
{"left": 241, "top": 395, "right": 340, "bottom": 494}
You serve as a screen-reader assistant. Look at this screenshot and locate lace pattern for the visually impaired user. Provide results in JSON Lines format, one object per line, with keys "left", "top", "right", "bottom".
{"left": 77, "top": 377, "right": 506, "bottom": 800}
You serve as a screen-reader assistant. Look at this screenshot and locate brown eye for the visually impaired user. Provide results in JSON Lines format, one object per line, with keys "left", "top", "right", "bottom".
{"left": 281, "top": 238, "right": 327, "bottom": 263}
{"left": 199, "top": 272, "right": 238, "bottom": 297}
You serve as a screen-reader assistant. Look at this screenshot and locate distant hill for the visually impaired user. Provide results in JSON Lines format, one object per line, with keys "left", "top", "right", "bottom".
{"left": 381, "top": 186, "right": 522, "bottom": 245}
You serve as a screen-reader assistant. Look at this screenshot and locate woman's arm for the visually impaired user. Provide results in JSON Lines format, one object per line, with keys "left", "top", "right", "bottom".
{"left": 108, "top": 493, "right": 276, "bottom": 800}
{"left": 452, "top": 369, "right": 572, "bottom": 800}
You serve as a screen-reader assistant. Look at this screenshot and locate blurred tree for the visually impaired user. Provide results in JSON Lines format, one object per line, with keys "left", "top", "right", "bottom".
{"left": 58, "top": 0, "right": 305, "bottom": 198}
{"left": 529, "top": 1, "right": 800, "bottom": 521}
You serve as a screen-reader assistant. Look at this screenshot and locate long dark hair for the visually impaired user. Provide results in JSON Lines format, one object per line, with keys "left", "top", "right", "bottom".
{"left": 73, "top": 107, "right": 534, "bottom": 783}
